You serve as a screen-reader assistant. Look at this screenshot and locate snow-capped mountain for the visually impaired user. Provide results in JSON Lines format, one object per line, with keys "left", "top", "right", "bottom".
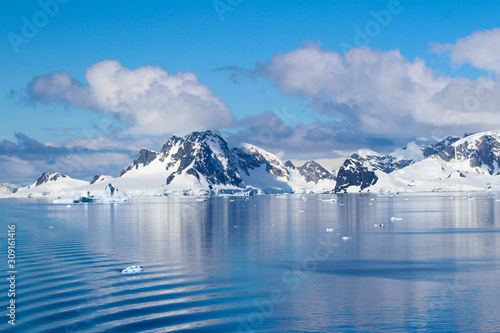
{"left": 119, "top": 130, "right": 246, "bottom": 194}
{"left": 390, "top": 131, "right": 500, "bottom": 192}
{"left": 283, "top": 160, "right": 336, "bottom": 193}
{"left": 333, "top": 158, "right": 378, "bottom": 193}
{"left": 351, "top": 151, "right": 413, "bottom": 174}
{"left": 296, "top": 161, "right": 336, "bottom": 183}
{"left": 13, "top": 172, "right": 89, "bottom": 198}
{"left": 0, "top": 183, "right": 18, "bottom": 198}
{"left": 332, "top": 149, "right": 413, "bottom": 193}
{"left": 331, "top": 131, "right": 500, "bottom": 193}
{"left": 8, "top": 130, "right": 500, "bottom": 198}
{"left": 13, "top": 130, "right": 331, "bottom": 198}
{"left": 116, "top": 130, "right": 335, "bottom": 195}
{"left": 436, "top": 131, "right": 500, "bottom": 175}
{"left": 90, "top": 175, "right": 114, "bottom": 185}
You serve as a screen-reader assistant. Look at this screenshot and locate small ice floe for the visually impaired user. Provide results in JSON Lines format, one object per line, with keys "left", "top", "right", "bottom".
{"left": 496, "top": 199, "right": 500, "bottom": 202}
{"left": 342, "top": 236, "right": 352, "bottom": 241}
{"left": 66, "top": 205, "right": 72, "bottom": 208}
{"left": 326, "top": 228, "right": 334, "bottom": 232}
{"left": 369, "top": 203, "right": 374, "bottom": 206}
{"left": 298, "top": 210, "right": 305, "bottom": 213}
{"left": 322, "top": 198, "right": 337, "bottom": 202}
{"left": 122, "top": 265, "right": 143, "bottom": 274}
{"left": 196, "top": 198, "right": 207, "bottom": 202}
{"left": 49, "top": 226, "right": 54, "bottom": 229}
{"left": 390, "top": 217, "right": 403, "bottom": 221}
{"left": 404, "top": 198, "right": 409, "bottom": 201}
{"left": 372, "top": 224, "right": 385, "bottom": 227}
{"left": 229, "top": 199, "right": 235, "bottom": 202}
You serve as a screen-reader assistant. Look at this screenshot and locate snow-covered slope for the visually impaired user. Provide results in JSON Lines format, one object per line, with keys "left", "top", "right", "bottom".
{"left": 116, "top": 130, "right": 246, "bottom": 195}
{"left": 274, "top": 160, "right": 336, "bottom": 193}
{"left": 0, "top": 183, "right": 18, "bottom": 198}
{"left": 334, "top": 131, "right": 500, "bottom": 193}
{"left": 13, "top": 173, "right": 89, "bottom": 198}
{"left": 332, "top": 149, "right": 413, "bottom": 193}
{"left": 438, "top": 131, "right": 500, "bottom": 175}
{"left": 390, "top": 141, "right": 425, "bottom": 162}
{"left": 388, "top": 131, "right": 500, "bottom": 192}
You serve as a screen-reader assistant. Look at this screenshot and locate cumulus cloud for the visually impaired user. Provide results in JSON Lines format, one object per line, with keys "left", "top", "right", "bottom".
{"left": 432, "top": 28, "right": 500, "bottom": 73}
{"left": 257, "top": 45, "right": 500, "bottom": 137}
{"left": 28, "top": 60, "right": 234, "bottom": 135}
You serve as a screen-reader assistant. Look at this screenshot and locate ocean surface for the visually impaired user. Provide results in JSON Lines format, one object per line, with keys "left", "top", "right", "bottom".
{"left": 1, "top": 193, "right": 500, "bottom": 332}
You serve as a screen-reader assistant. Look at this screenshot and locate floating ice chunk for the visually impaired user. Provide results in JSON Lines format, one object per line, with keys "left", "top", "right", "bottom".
{"left": 66, "top": 205, "right": 72, "bottom": 208}
{"left": 122, "top": 266, "right": 143, "bottom": 274}
{"left": 322, "top": 198, "right": 337, "bottom": 202}
{"left": 390, "top": 217, "right": 403, "bottom": 221}
{"left": 196, "top": 198, "right": 207, "bottom": 202}
{"left": 342, "top": 236, "right": 352, "bottom": 240}
{"left": 326, "top": 228, "right": 334, "bottom": 232}
{"left": 298, "top": 210, "right": 305, "bottom": 213}
{"left": 372, "top": 224, "right": 385, "bottom": 227}
{"left": 103, "top": 184, "right": 129, "bottom": 203}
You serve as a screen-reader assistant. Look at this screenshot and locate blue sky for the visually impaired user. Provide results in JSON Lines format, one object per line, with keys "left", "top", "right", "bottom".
{"left": 1, "top": 0, "right": 500, "bottom": 184}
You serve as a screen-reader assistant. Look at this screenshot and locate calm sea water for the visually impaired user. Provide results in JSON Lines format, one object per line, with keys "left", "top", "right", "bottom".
{"left": 1, "top": 193, "right": 500, "bottom": 332}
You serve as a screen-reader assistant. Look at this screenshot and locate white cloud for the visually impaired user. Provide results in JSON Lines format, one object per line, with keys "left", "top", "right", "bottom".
{"left": 53, "top": 152, "right": 132, "bottom": 177}
{"left": 258, "top": 45, "right": 500, "bottom": 136}
{"left": 0, "top": 133, "right": 138, "bottom": 184}
{"left": 0, "top": 156, "right": 40, "bottom": 184}
{"left": 28, "top": 60, "right": 234, "bottom": 135}
{"left": 432, "top": 28, "right": 500, "bottom": 73}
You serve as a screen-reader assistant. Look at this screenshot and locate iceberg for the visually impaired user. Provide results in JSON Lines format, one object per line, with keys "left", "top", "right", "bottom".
{"left": 122, "top": 265, "right": 143, "bottom": 274}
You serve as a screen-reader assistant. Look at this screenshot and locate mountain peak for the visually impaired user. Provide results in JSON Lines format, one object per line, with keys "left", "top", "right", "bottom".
{"left": 35, "top": 172, "right": 68, "bottom": 186}
{"left": 121, "top": 148, "right": 158, "bottom": 176}
{"left": 170, "top": 130, "right": 224, "bottom": 144}
{"left": 452, "top": 130, "right": 500, "bottom": 147}
{"left": 298, "top": 161, "right": 335, "bottom": 184}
